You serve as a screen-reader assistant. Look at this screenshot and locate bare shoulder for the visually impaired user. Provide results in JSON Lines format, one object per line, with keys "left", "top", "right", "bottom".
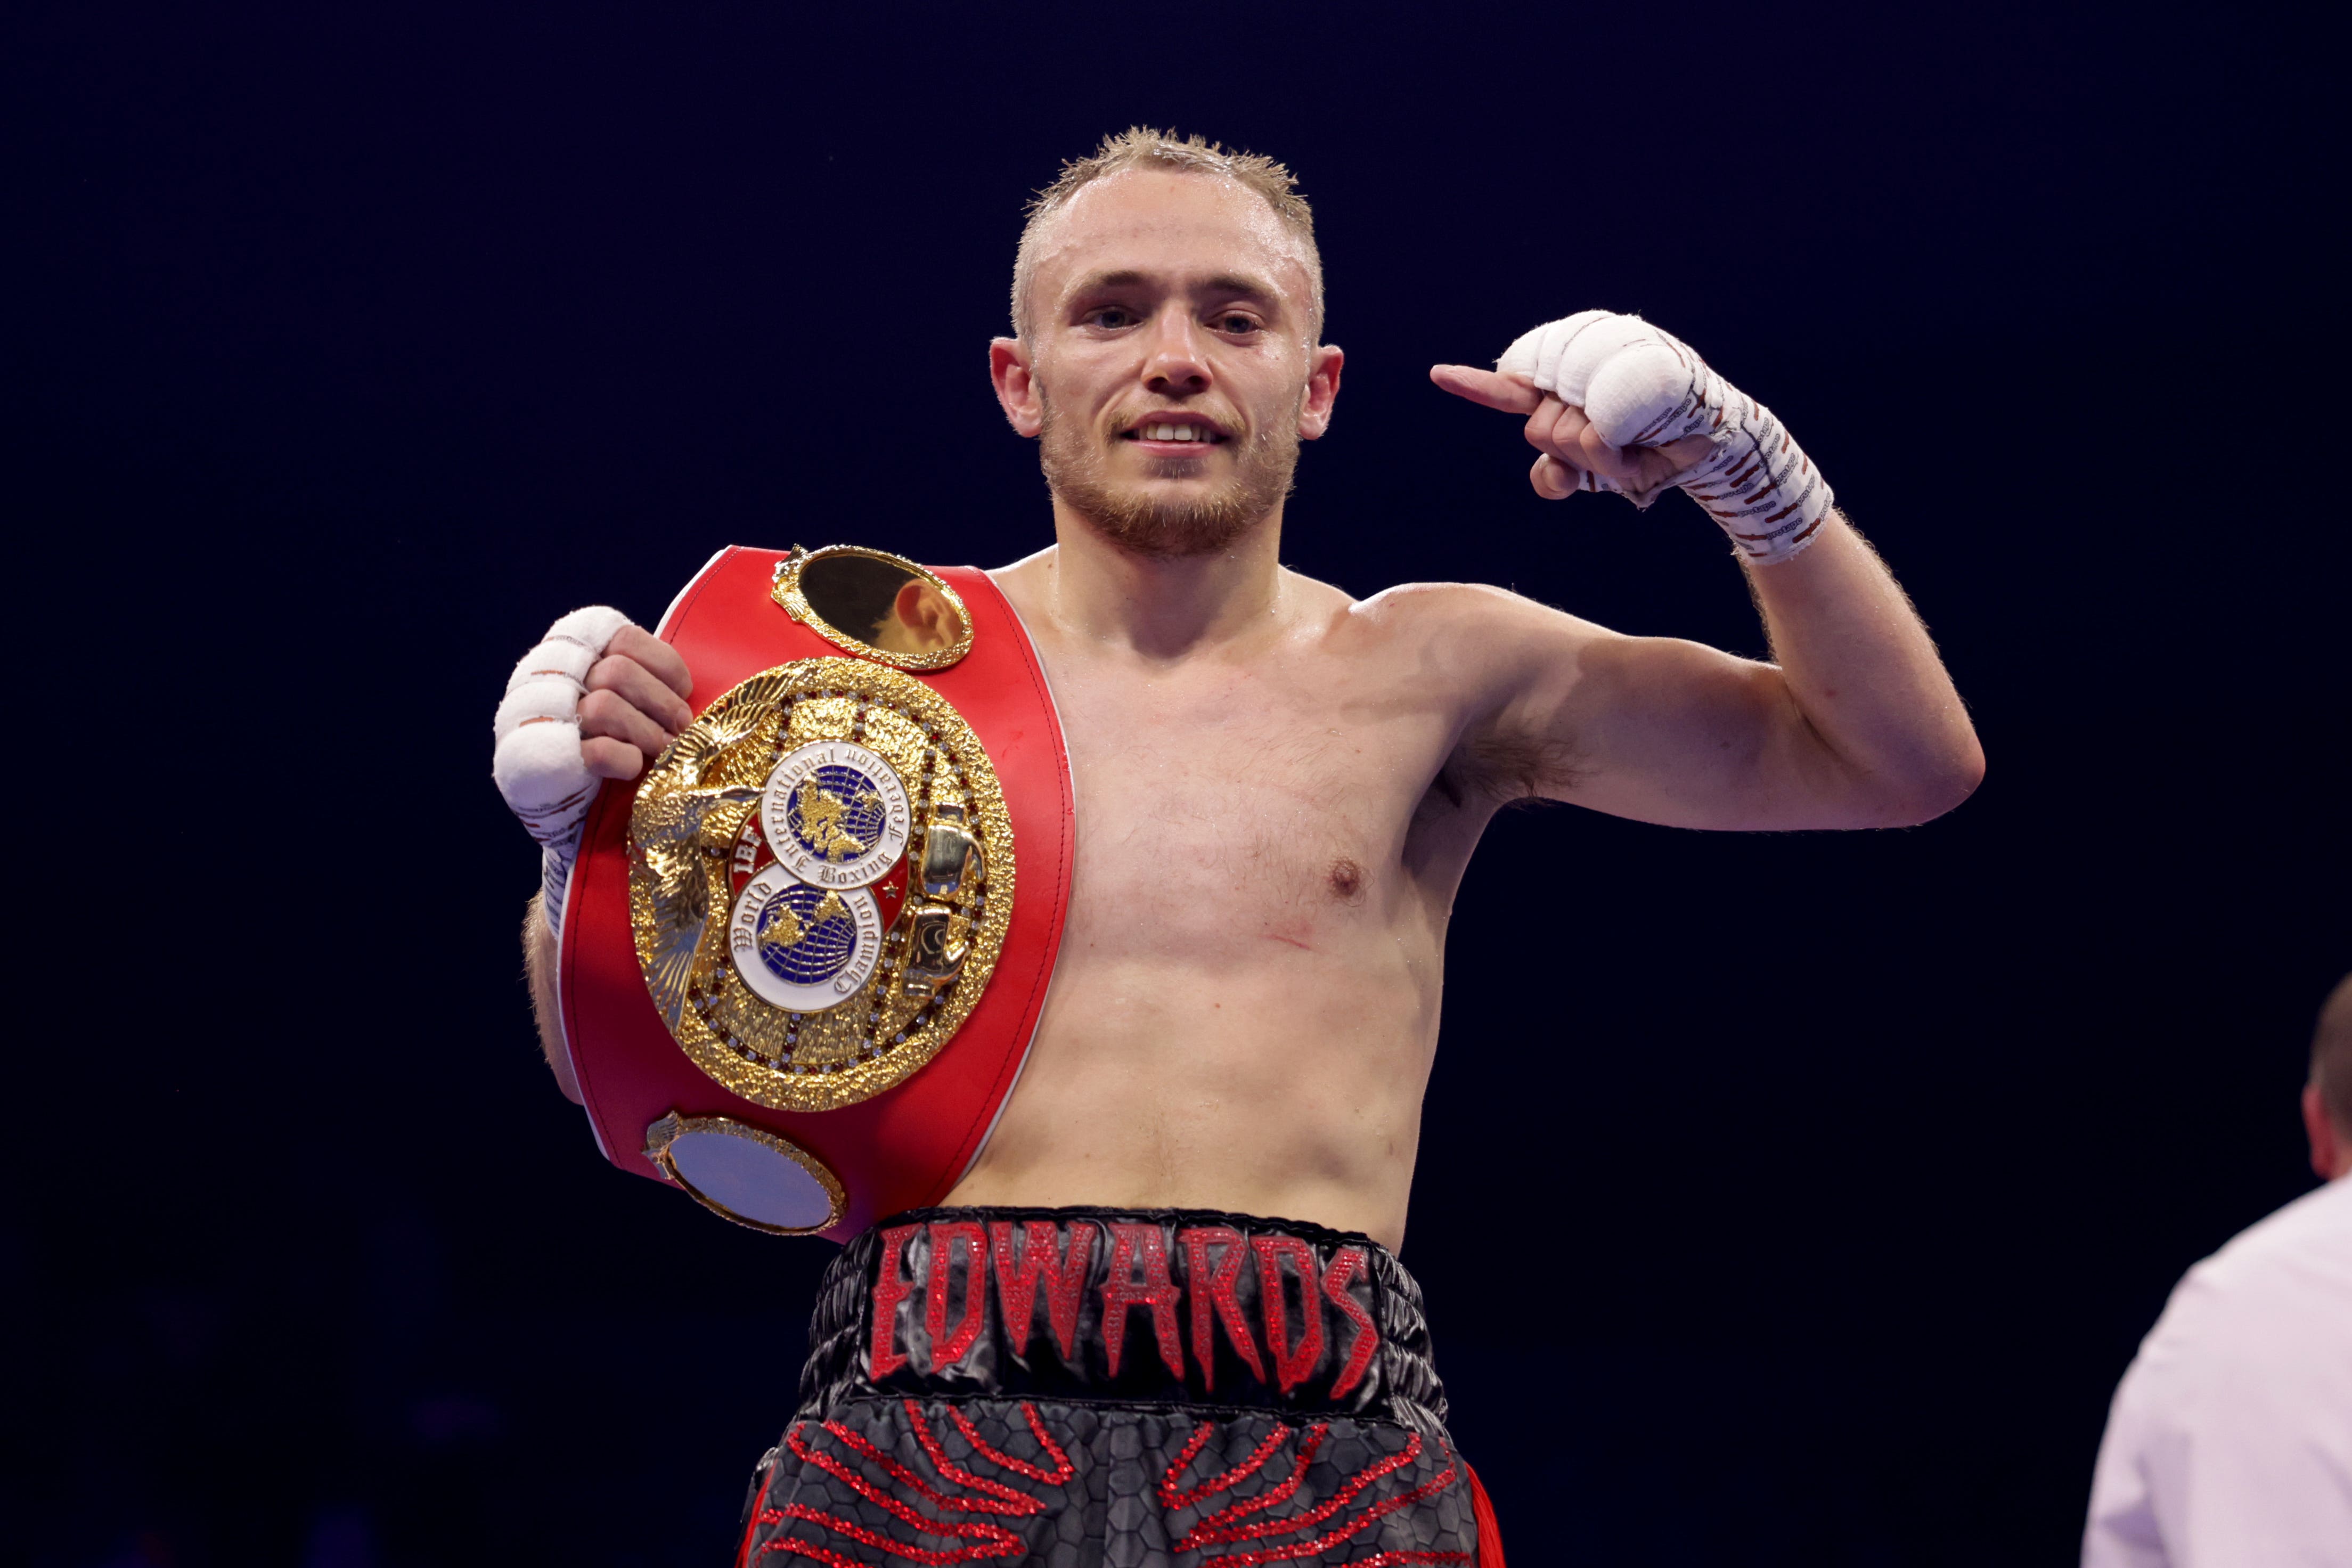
{"left": 986, "top": 547, "right": 1056, "bottom": 601}
{"left": 1340, "top": 583, "right": 1623, "bottom": 813}
{"left": 1320, "top": 578, "right": 1627, "bottom": 803}
{"left": 1273, "top": 564, "right": 1358, "bottom": 623}
{"left": 1343, "top": 578, "right": 1618, "bottom": 669}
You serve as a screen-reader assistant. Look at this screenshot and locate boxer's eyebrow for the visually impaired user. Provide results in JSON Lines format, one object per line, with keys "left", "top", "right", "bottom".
{"left": 1069, "top": 268, "right": 1153, "bottom": 298}
{"left": 1198, "top": 271, "right": 1277, "bottom": 304}
{"left": 1067, "top": 269, "right": 1283, "bottom": 310}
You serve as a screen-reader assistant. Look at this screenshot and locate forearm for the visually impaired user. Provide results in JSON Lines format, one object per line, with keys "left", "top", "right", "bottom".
{"left": 1745, "top": 510, "right": 1982, "bottom": 823}
{"left": 522, "top": 894, "right": 584, "bottom": 1104}
{"left": 1438, "top": 312, "right": 1982, "bottom": 830}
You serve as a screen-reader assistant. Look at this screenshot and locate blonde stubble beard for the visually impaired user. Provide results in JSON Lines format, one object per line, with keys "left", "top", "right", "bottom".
{"left": 1036, "top": 389, "right": 1303, "bottom": 560}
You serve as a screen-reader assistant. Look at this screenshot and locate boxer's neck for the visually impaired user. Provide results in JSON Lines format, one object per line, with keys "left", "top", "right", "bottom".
{"left": 1038, "top": 497, "right": 1290, "bottom": 659}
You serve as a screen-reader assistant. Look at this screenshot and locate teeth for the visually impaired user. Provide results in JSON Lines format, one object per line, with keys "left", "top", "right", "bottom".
{"left": 1142, "top": 423, "right": 1207, "bottom": 442}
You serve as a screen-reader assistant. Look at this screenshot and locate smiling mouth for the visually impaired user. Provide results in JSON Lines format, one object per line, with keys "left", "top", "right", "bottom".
{"left": 1120, "top": 418, "right": 1226, "bottom": 446}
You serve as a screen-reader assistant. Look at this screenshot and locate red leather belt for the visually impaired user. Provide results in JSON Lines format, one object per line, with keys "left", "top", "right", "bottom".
{"left": 556, "top": 544, "right": 1074, "bottom": 1242}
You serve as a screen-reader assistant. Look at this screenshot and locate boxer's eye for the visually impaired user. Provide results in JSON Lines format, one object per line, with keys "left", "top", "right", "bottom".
{"left": 1215, "top": 313, "right": 1261, "bottom": 334}
{"left": 1083, "top": 308, "right": 1135, "bottom": 330}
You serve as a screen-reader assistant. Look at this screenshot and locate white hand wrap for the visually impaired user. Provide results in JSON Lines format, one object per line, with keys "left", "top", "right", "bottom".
{"left": 491, "top": 606, "right": 634, "bottom": 937}
{"left": 1498, "top": 311, "right": 1834, "bottom": 565}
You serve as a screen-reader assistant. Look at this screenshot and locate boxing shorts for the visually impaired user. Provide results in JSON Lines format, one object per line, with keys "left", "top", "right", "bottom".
{"left": 737, "top": 1208, "right": 1506, "bottom": 1568}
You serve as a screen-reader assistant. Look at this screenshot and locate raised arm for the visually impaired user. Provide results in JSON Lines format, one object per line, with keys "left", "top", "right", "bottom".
{"left": 1429, "top": 312, "right": 1982, "bottom": 831}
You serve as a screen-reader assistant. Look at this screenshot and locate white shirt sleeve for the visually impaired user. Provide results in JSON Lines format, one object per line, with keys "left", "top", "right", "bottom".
{"left": 2083, "top": 1178, "right": 2352, "bottom": 1568}
{"left": 2084, "top": 1353, "right": 2175, "bottom": 1568}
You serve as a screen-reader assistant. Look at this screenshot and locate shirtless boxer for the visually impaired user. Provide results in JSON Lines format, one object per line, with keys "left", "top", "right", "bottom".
{"left": 497, "top": 130, "right": 1982, "bottom": 1564}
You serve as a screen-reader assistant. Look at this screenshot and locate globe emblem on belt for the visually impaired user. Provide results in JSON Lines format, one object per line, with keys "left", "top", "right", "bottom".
{"left": 728, "top": 864, "right": 884, "bottom": 1011}
{"left": 789, "top": 766, "right": 887, "bottom": 860}
{"left": 756, "top": 883, "right": 860, "bottom": 985}
{"left": 760, "top": 741, "right": 911, "bottom": 889}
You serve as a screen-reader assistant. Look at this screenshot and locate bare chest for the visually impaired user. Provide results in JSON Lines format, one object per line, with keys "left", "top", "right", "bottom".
{"left": 1044, "top": 656, "right": 1451, "bottom": 946}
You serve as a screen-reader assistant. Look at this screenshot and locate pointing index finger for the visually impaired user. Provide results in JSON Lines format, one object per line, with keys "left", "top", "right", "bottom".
{"left": 1430, "top": 364, "right": 1543, "bottom": 415}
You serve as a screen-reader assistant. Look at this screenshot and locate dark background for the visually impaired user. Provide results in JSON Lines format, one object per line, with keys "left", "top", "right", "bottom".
{"left": 8, "top": 2, "right": 2343, "bottom": 1564}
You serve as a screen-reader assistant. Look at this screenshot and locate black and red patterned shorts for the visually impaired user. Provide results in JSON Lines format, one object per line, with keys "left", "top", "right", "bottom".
{"left": 737, "top": 1208, "right": 1505, "bottom": 1568}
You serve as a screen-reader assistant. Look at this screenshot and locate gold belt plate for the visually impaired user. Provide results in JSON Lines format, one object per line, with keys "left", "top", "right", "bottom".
{"left": 627, "top": 657, "right": 1014, "bottom": 1113}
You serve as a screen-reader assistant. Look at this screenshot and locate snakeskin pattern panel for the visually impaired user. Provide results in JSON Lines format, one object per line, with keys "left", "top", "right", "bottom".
{"left": 745, "top": 1395, "right": 1477, "bottom": 1568}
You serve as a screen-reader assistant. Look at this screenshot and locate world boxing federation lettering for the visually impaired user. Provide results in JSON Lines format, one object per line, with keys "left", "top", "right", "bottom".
{"left": 866, "top": 1219, "right": 1383, "bottom": 1404}
{"left": 761, "top": 740, "right": 911, "bottom": 888}
{"left": 728, "top": 865, "right": 885, "bottom": 1010}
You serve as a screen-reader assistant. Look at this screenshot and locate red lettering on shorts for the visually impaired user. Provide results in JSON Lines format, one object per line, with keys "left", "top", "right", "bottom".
{"left": 989, "top": 1220, "right": 1097, "bottom": 1362}
{"left": 1101, "top": 1222, "right": 1185, "bottom": 1379}
{"left": 924, "top": 1220, "right": 988, "bottom": 1372}
{"left": 1252, "top": 1234, "right": 1325, "bottom": 1394}
{"left": 1179, "top": 1226, "right": 1268, "bottom": 1390}
{"left": 869, "top": 1223, "right": 924, "bottom": 1377}
{"left": 1320, "top": 1245, "right": 1379, "bottom": 1399}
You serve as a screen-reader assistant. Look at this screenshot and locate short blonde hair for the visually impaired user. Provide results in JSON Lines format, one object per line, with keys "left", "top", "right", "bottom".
{"left": 1011, "top": 127, "right": 1324, "bottom": 343}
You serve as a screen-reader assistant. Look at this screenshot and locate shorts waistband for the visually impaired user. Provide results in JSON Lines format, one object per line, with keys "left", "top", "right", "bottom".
{"left": 795, "top": 1207, "right": 1449, "bottom": 1431}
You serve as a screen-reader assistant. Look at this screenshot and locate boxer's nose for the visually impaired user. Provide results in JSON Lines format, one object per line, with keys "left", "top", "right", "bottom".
{"left": 1142, "top": 310, "right": 1211, "bottom": 396}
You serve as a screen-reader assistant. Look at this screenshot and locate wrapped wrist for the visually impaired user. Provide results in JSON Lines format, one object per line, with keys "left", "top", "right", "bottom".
{"left": 491, "top": 605, "right": 634, "bottom": 936}
{"left": 1497, "top": 311, "right": 1835, "bottom": 565}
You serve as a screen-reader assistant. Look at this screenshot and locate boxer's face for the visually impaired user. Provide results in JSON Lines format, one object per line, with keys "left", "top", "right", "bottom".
{"left": 993, "top": 169, "right": 1340, "bottom": 558}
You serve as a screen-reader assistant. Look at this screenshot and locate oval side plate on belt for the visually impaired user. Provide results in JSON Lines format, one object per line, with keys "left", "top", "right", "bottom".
{"left": 773, "top": 544, "right": 974, "bottom": 671}
{"left": 627, "top": 656, "right": 1013, "bottom": 1113}
{"left": 643, "top": 1112, "right": 847, "bottom": 1235}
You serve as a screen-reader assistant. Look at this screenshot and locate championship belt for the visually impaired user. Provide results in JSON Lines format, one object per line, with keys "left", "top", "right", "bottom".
{"left": 556, "top": 544, "right": 1073, "bottom": 1242}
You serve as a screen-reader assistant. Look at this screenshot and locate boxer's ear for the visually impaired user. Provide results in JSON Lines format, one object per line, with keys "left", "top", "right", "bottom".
{"left": 2306, "top": 1083, "right": 2347, "bottom": 1181}
{"left": 1297, "top": 343, "right": 1344, "bottom": 440}
{"left": 990, "top": 338, "right": 1043, "bottom": 438}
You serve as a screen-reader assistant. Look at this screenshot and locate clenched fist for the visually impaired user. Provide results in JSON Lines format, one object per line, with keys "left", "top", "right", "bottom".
{"left": 575, "top": 626, "right": 695, "bottom": 781}
{"left": 491, "top": 608, "right": 694, "bottom": 935}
